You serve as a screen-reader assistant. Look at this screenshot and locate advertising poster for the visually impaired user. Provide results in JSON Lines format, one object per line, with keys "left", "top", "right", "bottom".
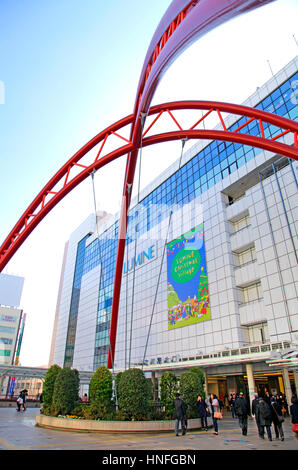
{"left": 167, "top": 223, "right": 210, "bottom": 330}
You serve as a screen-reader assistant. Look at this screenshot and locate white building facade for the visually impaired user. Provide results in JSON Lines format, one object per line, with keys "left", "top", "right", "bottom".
{"left": 50, "top": 57, "right": 298, "bottom": 404}
{"left": 0, "top": 273, "right": 26, "bottom": 397}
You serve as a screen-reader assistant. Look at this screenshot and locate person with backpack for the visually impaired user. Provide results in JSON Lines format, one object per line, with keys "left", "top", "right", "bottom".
{"left": 234, "top": 392, "right": 249, "bottom": 436}
{"left": 255, "top": 396, "right": 273, "bottom": 441}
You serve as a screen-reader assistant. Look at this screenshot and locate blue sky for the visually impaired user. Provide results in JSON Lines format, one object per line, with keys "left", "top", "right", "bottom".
{"left": 0, "top": 0, "right": 297, "bottom": 366}
{"left": 0, "top": 0, "right": 172, "bottom": 241}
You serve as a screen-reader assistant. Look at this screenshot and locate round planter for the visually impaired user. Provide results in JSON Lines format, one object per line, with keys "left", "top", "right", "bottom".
{"left": 35, "top": 414, "right": 203, "bottom": 433}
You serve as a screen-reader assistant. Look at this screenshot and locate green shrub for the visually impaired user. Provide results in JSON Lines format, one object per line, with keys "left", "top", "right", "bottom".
{"left": 82, "top": 403, "right": 104, "bottom": 420}
{"left": 179, "top": 370, "right": 202, "bottom": 416}
{"left": 160, "top": 371, "right": 178, "bottom": 417}
{"left": 117, "top": 368, "right": 151, "bottom": 420}
{"left": 52, "top": 367, "right": 80, "bottom": 415}
{"left": 188, "top": 367, "right": 205, "bottom": 398}
{"left": 42, "top": 364, "right": 61, "bottom": 409}
{"left": 89, "top": 366, "right": 113, "bottom": 411}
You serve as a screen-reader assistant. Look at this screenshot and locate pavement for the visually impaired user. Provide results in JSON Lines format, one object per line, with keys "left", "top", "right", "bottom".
{"left": 0, "top": 407, "right": 297, "bottom": 462}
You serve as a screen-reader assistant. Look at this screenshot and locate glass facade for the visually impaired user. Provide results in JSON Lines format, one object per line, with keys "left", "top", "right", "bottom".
{"left": 64, "top": 235, "right": 90, "bottom": 367}
{"left": 64, "top": 72, "right": 298, "bottom": 369}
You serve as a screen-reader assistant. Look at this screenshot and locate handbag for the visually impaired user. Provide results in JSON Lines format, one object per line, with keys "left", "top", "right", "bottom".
{"left": 214, "top": 411, "right": 223, "bottom": 419}
{"left": 292, "top": 423, "right": 298, "bottom": 432}
{"left": 271, "top": 403, "right": 284, "bottom": 424}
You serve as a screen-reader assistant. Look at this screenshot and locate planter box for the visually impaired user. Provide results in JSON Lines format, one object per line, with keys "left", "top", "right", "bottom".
{"left": 0, "top": 400, "right": 40, "bottom": 408}
{"left": 36, "top": 414, "right": 204, "bottom": 433}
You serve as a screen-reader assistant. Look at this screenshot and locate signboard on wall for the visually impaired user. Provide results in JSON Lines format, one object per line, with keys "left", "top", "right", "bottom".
{"left": 167, "top": 223, "right": 210, "bottom": 330}
{"left": 0, "top": 273, "right": 24, "bottom": 307}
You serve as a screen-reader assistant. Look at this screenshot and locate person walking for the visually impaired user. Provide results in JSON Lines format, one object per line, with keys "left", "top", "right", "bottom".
{"left": 20, "top": 389, "right": 28, "bottom": 411}
{"left": 16, "top": 393, "right": 23, "bottom": 412}
{"left": 173, "top": 393, "right": 187, "bottom": 436}
{"left": 270, "top": 396, "right": 284, "bottom": 441}
{"left": 230, "top": 393, "right": 237, "bottom": 419}
{"left": 279, "top": 394, "right": 289, "bottom": 417}
{"left": 234, "top": 392, "right": 249, "bottom": 436}
{"left": 251, "top": 393, "right": 261, "bottom": 436}
{"left": 264, "top": 390, "right": 271, "bottom": 406}
{"left": 196, "top": 395, "right": 208, "bottom": 431}
{"left": 255, "top": 396, "right": 273, "bottom": 441}
{"left": 290, "top": 396, "right": 298, "bottom": 440}
{"left": 209, "top": 393, "right": 221, "bottom": 436}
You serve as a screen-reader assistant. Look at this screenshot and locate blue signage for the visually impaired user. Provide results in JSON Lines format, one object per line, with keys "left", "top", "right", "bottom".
{"left": 123, "top": 244, "right": 155, "bottom": 275}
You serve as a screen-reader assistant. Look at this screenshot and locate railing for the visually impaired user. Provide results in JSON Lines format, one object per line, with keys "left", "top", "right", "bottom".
{"left": 146, "top": 341, "right": 291, "bottom": 366}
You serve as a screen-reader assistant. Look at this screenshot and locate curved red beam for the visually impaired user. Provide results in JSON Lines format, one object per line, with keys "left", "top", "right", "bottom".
{"left": 3, "top": 124, "right": 295, "bottom": 274}
{"left": 1, "top": 100, "right": 297, "bottom": 274}
{"left": 108, "top": 0, "right": 276, "bottom": 369}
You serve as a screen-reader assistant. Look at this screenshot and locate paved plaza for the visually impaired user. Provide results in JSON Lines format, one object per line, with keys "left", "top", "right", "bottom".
{"left": 0, "top": 407, "right": 297, "bottom": 452}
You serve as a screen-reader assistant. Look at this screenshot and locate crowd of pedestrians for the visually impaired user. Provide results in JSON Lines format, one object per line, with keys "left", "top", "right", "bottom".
{"left": 173, "top": 389, "right": 298, "bottom": 442}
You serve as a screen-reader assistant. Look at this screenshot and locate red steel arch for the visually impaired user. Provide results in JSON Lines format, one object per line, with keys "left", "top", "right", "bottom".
{"left": 1, "top": 100, "right": 297, "bottom": 275}
{"left": 1, "top": 0, "right": 289, "bottom": 369}
{"left": 108, "top": 0, "right": 277, "bottom": 368}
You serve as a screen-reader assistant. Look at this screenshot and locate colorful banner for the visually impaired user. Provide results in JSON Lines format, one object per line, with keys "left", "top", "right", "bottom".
{"left": 167, "top": 223, "right": 210, "bottom": 330}
{"left": 14, "top": 312, "right": 26, "bottom": 365}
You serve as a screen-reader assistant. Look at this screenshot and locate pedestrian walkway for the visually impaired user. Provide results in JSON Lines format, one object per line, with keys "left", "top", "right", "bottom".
{"left": 0, "top": 407, "right": 297, "bottom": 451}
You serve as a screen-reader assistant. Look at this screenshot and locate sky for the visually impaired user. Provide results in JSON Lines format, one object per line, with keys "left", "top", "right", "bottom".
{"left": 0, "top": 0, "right": 297, "bottom": 367}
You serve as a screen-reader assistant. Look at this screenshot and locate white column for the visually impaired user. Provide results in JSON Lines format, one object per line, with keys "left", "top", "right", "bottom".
{"left": 246, "top": 363, "right": 256, "bottom": 411}
{"left": 282, "top": 368, "right": 292, "bottom": 408}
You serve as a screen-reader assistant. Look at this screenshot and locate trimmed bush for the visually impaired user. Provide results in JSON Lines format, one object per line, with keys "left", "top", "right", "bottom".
{"left": 160, "top": 371, "right": 178, "bottom": 417}
{"left": 89, "top": 366, "right": 113, "bottom": 411}
{"left": 117, "top": 368, "right": 151, "bottom": 420}
{"left": 42, "top": 364, "right": 61, "bottom": 412}
{"left": 52, "top": 367, "right": 80, "bottom": 416}
{"left": 179, "top": 370, "right": 202, "bottom": 417}
{"left": 189, "top": 367, "right": 205, "bottom": 398}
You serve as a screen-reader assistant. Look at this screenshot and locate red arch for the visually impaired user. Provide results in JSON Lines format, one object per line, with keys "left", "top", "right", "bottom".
{"left": 108, "top": 0, "right": 276, "bottom": 368}
{"left": 1, "top": 100, "right": 297, "bottom": 274}
{"left": 0, "top": 0, "right": 289, "bottom": 369}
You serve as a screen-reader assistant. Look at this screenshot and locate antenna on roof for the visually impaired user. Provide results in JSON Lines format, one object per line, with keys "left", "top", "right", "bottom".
{"left": 267, "top": 59, "right": 274, "bottom": 77}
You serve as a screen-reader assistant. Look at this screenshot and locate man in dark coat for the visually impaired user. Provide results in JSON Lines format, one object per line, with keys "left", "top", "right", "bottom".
{"left": 255, "top": 397, "right": 273, "bottom": 441}
{"left": 234, "top": 392, "right": 249, "bottom": 436}
{"left": 173, "top": 393, "right": 187, "bottom": 436}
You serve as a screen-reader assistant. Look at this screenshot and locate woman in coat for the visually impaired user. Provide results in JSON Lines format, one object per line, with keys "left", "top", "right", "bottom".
{"left": 270, "top": 396, "right": 284, "bottom": 441}
{"left": 209, "top": 393, "right": 221, "bottom": 435}
{"left": 290, "top": 396, "right": 298, "bottom": 440}
{"left": 196, "top": 395, "right": 208, "bottom": 431}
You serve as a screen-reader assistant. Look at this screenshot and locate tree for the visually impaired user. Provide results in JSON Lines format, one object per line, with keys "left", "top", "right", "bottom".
{"left": 117, "top": 368, "right": 151, "bottom": 420}
{"left": 42, "top": 364, "right": 61, "bottom": 410}
{"left": 52, "top": 367, "right": 80, "bottom": 415}
{"left": 188, "top": 367, "right": 205, "bottom": 398}
{"left": 179, "top": 370, "right": 202, "bottom": 417}
{"left": 89, "top": 366, "right": 113, "bottom": 410}
{"left": 160, "top": 371, "right": 178, "bottom": 417}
